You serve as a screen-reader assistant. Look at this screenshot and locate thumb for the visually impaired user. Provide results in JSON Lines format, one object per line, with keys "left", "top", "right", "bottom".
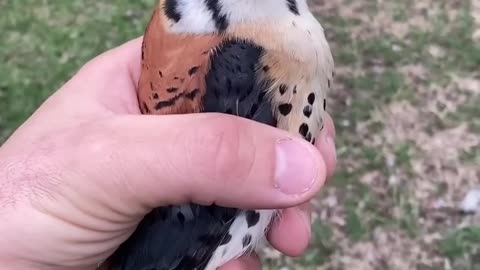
{"left": 91, "top": 113, "right": 327, "bottom": 213}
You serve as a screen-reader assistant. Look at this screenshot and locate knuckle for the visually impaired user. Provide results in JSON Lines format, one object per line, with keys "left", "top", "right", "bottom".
{"left": 193, "top": 116, "right": 257, "bottom": 187}
{"left": 69, "top": 120, "right": 118, "bottom": 158}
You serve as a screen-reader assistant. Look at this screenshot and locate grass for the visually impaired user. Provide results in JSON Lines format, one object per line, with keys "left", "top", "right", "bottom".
{"left": 2, "top": 0, "right": 480, "bottom": 269}
{"left": 0, "top": 0, "right": 156, "bottom": 141}
{"left": 440, "top": 226, "right": 480, "bottom": 260}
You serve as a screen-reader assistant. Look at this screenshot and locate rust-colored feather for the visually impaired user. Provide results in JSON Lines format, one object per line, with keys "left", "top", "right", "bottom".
{"left": 138, "top": 4, "right": 222, "bottom": 115}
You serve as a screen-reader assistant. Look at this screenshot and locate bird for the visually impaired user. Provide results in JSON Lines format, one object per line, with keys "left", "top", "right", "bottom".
{"left": 109, "top": 0, "right": 334, "bottom": 269}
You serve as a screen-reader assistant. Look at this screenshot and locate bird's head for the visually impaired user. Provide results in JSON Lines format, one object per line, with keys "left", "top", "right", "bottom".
{"left": 160, "top": 0, "right": 312, "bottom": 34}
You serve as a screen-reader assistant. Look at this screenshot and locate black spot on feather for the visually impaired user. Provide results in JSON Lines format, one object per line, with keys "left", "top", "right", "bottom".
{"left": 163, "top": 0, "right": 181, "bottom": 22}
{"left": 242, "top": 234, "right": 252, "bottom": 248}
{"left": 299, "top": 123, "right": 309, "bottom": 137}
{"left": 278, "top": 103, "right": 293, "bottom": 116}
{"left": 279, "top": 84, "right": 288, "bottom": 95}
{"left": 303, "top": 105, "right": 312, "bottom": 117}
{"left": 188, "top": 66, "right": 200, "bottom": 76}
{"left": 305, "top": 132, "right": 312, "bottom": 142}
{"left": 220, "top": 233, "right": 232, "bottom": 246}
{"left": 204, "top": 0, "right": 229, "bottom": 32}
{"left": 308, "top": 93, "right": 315, "bottom": 105}
{"left": 185, "top": 89, "right": 199, "bottom": 100}
{"left": 246, "top": 211, "right": 260, "bottom": 228}
{"left": 287, "top": 0, "right": 300, "bottom": 15}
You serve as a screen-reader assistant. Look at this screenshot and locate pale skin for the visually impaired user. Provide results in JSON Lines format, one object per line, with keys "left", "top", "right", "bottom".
{"left": 0, "top": 37, "right": 337, "bottom": 270}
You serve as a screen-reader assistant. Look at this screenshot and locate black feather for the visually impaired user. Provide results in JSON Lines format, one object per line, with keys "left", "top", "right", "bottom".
{"left": 163, "top": 0, "right": 182, "bottom": 22}
{"left": 110, "top": 206, "right": 239, "bottom": 270}
{"left": 204, "top": 39, "right": 276, "bottom": 125}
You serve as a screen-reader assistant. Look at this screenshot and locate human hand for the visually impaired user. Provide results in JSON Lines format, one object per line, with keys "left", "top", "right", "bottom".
{"left": 0, "top": 37, "right": 337, "bottom": 270}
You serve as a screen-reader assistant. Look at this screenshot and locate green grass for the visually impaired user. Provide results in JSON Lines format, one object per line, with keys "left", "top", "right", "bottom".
{"left": 0, "top": 0, "right": 157, "bottom": 142}
{"left": 439, "top": 226, "right": 480, "bottom": 263}
{"left": 299, "top": 222, "right": 336, "bottom": 266}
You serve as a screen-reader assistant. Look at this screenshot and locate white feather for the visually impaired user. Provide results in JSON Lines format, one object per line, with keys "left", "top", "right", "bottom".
{"left": 167, "top": 0, "right": 310, "bottom": 34}
{"left": 203, "top": 210, "right": 278, "bottom": 270}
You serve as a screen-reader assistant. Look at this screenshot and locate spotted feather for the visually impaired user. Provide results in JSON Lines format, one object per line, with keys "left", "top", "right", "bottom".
{"left": 138, "top": 4, "right": 222, "bottom": 115}
{"left": 109, "top": 0, "right": 334, "bottom": 269}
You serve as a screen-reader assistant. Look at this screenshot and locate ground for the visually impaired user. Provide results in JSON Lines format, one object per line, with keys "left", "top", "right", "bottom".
{"left": 1, "top": 0, "right": 479, "bottom": 269}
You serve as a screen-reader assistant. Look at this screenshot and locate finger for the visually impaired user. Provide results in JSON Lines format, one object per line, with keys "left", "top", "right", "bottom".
{"left": 267, "top": 115, "right": 334, "bottom": 257}
{"left": 323, "top": 112, "right": 336, "bottom": 139}
{"left": 315, "top": 113, "right": 337, "bottom": 180}
{"left": 219, "top": 254, "right": 262, "bottom": 270}
{"left": 49, "top": 37, "right": 144, "bottom": 115}
{"left": 80, "top": 113, "right": 328, "bottom": 214}
{"left": 267, "top": 203, "right": 312, "bottom": 257}
{"left": 81, "top": 37, "right": 144, "bottom": 86}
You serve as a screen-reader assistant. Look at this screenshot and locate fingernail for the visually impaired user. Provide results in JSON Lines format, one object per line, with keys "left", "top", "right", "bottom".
{"left": 275, "top": 139, "right": 318, "bottom": 195}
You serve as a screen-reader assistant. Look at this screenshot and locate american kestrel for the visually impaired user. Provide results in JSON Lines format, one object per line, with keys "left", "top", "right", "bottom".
{"left": 110, "top": 0, "right": 334, "bottom": 269}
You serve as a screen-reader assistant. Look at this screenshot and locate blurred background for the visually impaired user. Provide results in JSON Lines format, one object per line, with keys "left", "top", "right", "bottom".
{"left": 1, "top": 0, "right": 479, "bottom": 269}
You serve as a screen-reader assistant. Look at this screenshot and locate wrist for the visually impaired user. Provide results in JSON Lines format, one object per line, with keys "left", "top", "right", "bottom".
{"left": 0, "top": 154, "right": 55, "bottom": 270}
{"left": 0, "top": 151, "right": 102, "bottom": 270}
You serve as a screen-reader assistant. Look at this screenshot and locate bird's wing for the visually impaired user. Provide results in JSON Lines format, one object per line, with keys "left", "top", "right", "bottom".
{"left": 139, "top": 5, "right": 222, "bottom": 115}
{"left": 109, "top": 6, "right": 279, "bottom": 270}
{"left": 110, "top": 206, "right": 241, "bottom": 270}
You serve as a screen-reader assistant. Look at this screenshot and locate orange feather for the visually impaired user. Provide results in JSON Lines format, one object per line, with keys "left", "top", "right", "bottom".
{"left": 138, "top": 4, "right": 222, "bottom": 115}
